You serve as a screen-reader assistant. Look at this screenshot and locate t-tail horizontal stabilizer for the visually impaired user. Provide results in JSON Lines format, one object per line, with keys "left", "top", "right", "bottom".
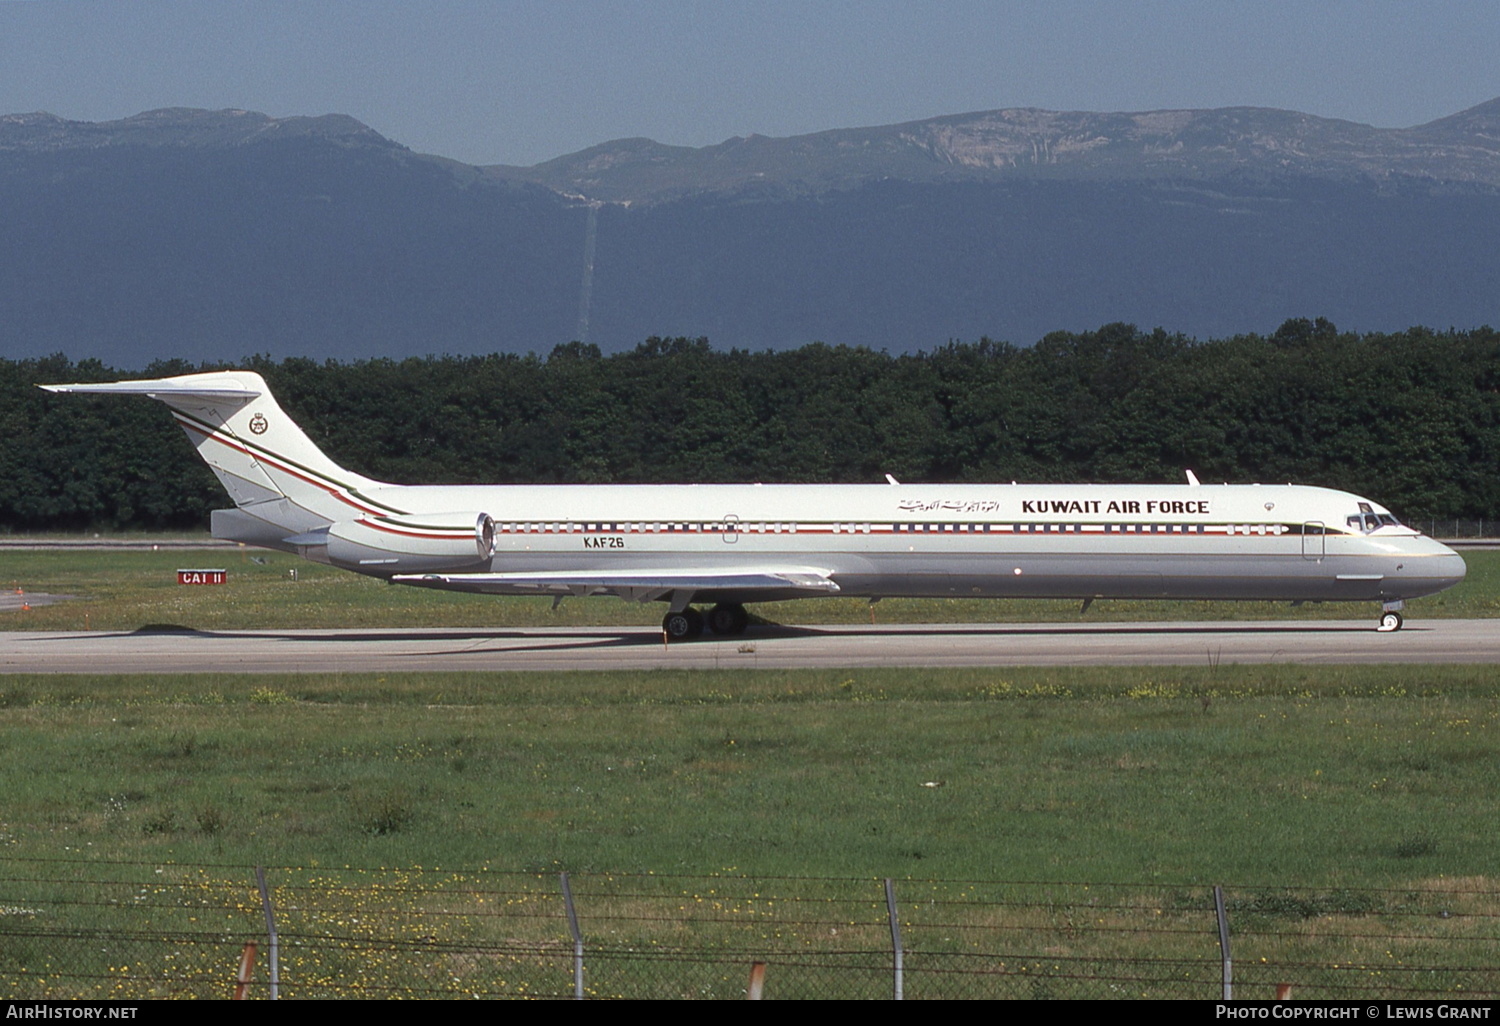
{"left": 38, "top": 371, "right": 392, "bottom": 529}
{"left": 39, "top": 379, "right": 262, "bottom": 402}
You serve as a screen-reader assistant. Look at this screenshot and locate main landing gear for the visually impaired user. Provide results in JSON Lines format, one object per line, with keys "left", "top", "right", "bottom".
{"left": 662, "top": 603, "right": 749, "bottom": 641}
{"left": 707, "top": 603, "right": 749, "bottom": 636}
{"left": 1378, "top": 601, "right": 1404, "bottom": 633}
{"left": 662, "top": 608, "right": 703, "bottom": 640}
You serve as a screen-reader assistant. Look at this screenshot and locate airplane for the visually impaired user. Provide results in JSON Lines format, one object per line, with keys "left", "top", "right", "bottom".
{"left": 41, "top": 370, "right": 1466, "bottom": 638}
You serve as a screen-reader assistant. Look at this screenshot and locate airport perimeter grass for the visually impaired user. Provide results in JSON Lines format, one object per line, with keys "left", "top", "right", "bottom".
{"left": 4, "top": 661, "right": 1499, "bottom": 998}
{"left": 1, "top": 545, "right": 1495, "bottom": 631}
{"left": 4, "top": 547, "right": 1498, "bottom": 996}
{"left": 1, "top": 665, "right": 1497, "bottom": 886}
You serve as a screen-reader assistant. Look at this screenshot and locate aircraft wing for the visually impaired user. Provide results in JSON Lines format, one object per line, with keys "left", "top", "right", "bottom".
{"left": 390, "top": 566, "right": 841, "bottom": 604}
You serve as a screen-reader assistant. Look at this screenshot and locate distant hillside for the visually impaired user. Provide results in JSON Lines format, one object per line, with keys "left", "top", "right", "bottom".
{"left": 490, "top": 99, "right": 1500, "bottom": 202}
{"left": 0, "top": 109, "right": 586, "bottom": 365}
{"left": 2, "top": 101, "right": 1499, "bottom": 365}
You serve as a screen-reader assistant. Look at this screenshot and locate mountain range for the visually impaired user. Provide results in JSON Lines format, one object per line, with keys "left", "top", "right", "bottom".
{"left": 496, "top": 99, "right": 1500, "bottom": 200}
{"left": 3, "top": 99, "right": 1499, "bottom": 364}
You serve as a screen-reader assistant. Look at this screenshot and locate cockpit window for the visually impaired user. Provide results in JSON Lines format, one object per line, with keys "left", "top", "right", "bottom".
{"left": 1347, "top": 506, "right": 1402, "bottom": 533}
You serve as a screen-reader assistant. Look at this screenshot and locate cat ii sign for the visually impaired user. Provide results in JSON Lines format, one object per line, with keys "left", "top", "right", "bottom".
{"left": 177, "top": 569, "right": 226, "bottom": 585}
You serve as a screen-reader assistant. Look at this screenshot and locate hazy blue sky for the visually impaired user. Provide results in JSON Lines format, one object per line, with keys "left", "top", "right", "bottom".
{"left": 3, "top": 1, "right": 1497, "bottom": 166}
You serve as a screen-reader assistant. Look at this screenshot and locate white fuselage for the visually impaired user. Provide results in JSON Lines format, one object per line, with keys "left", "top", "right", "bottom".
{"left": 357, "top": 480, "right": 1463, "bottom": 605}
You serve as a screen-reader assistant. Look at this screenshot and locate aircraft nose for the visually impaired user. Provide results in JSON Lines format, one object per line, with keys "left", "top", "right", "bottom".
{"left": 1434, "top": 550, "right": 1468, "bottom": 591}
{"left": 1395, "top": 540, "right": 1467, "bottom": 598}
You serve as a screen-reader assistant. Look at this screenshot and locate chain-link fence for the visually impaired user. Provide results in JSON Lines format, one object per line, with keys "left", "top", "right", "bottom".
{"left": 1426, "top": 520, "right": 1500, "bottom": 539}
{"left": 1, "top": 859, "right": 1496, "bottom": 999}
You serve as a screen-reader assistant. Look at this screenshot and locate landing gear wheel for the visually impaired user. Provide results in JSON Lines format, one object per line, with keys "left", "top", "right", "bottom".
{"left": 707, "top": 603, "right": 750, "bottom": 636}
{"left": 1378, "top": 611, "right": 1404, "bottom": 633}
{"left": 663, "top": 608, "right": 704, "bottom": 641}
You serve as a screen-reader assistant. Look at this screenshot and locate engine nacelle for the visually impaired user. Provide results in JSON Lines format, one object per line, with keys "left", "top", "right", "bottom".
{"left": 303, "top": 511, "right": 496, "bottom": 575}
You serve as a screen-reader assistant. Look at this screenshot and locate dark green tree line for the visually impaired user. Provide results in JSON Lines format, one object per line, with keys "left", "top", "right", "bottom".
{"left": 5, "top": 320, "right": 1499, "bottom": 531}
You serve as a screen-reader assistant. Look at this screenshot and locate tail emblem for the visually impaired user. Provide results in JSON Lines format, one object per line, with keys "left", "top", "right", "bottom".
{"left": 249, "top": 413, "right": 269, "bottom": 434}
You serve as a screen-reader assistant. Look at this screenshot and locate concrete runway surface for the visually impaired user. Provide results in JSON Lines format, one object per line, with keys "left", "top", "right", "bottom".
{"left": 2, "top": 619, "right": 1497, "bottom": 673}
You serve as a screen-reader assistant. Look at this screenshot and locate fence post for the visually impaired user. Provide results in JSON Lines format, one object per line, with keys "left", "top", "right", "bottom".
{"left": 885, "top": 878, "right": 904, "bottom": 1001}
{"left": 560, "top": 872, "right": 584, "bottom": 1000}
{"left": 1214, "top": 884, "right": 1231, "bottom": 1001}
{"left": 255, "top": 866, "right": 279, "bottom": 1000}
{"left": 747, "top": 961, "right": 767, "bottom": 1000}
{"left": 233, "top": 941, "right": 257, "bottom": 1000}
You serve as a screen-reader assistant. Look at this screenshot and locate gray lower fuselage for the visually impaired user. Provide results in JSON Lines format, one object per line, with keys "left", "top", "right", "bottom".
{"left": 473, "top": 528, "right": 1462, "bottom": 606}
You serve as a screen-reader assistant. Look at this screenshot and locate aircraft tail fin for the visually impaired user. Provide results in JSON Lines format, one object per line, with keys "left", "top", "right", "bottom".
{"left": 40, "top": 372, "right": 395, "bottom": 532}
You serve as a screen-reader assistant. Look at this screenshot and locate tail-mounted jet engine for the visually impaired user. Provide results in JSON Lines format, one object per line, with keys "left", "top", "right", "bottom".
{"left": 291, "top": 512, "right": 496, "bottom": 575}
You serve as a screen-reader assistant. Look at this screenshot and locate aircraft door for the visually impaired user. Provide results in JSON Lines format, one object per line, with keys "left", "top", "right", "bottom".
{"left": 722, "top": 514, "right": 739, "bottom": 544}
{"left": 1301, "top": 522, "right": 1325, "bottom": 562}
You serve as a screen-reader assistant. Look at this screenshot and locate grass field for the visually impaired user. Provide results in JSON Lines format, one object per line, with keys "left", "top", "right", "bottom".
{"left": 1, "top": 665, "right": 1496, "bottom": 885}
{"left": 2, "top": 547, "right": 1497, "bottom": 882}
{"left": 3, "top": 548, "right": 1498, "bottom": 998}
{"left": 1, "top": 545, "right": 1496, "bottom": 631}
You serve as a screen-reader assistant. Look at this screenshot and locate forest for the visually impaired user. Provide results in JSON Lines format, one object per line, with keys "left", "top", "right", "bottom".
{"left": 4, "top": 319, "right": 1498, "bottom": 531}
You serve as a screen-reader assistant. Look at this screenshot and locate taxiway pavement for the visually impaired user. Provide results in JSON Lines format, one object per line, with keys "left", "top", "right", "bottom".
{"left": 1, "top": 619, "right": 1495, "bottom": 674}
{"left": 0, "top": 592, "right": 73, "bottom": 612}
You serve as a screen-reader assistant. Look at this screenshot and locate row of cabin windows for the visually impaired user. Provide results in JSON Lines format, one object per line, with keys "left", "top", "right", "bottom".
{"left": 1012, "top": 523, "right": 1210, "bottom": 534}
{"left": 499, "top": 521, "right": 801, "bottom": 534}
{"left": 896, "top": 523, "right": 991, "bottom": 533}
{"left": 492, "top": 521, "right": 1295, "bottom": 536}
{"left": 862, "top": 523, "right": 1263, "bottom": 534}
{"left": 495, "top": 522, "right": 906, "bottom": 534}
